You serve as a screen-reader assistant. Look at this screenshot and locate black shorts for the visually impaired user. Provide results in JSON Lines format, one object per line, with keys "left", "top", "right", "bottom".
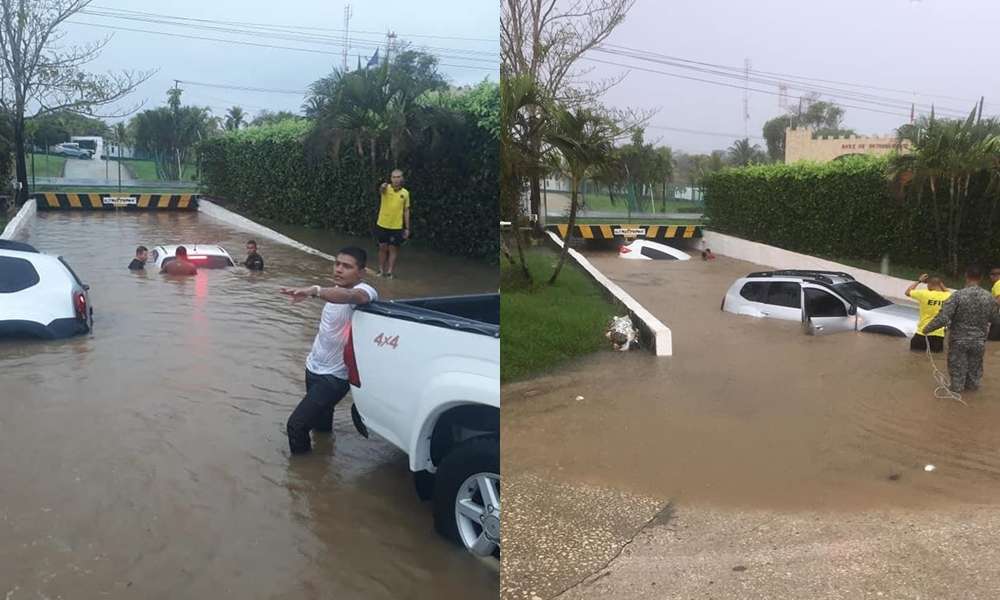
{"left": 910, "top": 333, "right": 944, "bottom": 353}
{"left": 989, "top": 323, "right": 1000, "bottom": 342}
{"left": 375, "top": 225, "right": 404, "bottom": 246}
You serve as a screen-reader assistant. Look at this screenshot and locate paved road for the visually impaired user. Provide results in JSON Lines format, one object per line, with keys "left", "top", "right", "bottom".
{"left": 62, "top": 156, "right": 136, "bottom": 182}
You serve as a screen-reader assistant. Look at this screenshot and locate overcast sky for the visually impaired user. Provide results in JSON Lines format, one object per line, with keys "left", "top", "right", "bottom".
{"left": 584, "top": 0, "right": 998, "bottom": 153}
{"left": 62, "top": 0, "right": 498, "bottom": 122}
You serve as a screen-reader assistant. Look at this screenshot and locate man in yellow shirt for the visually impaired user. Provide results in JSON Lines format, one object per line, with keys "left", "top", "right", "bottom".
{"left": 989, "top": 267, "right": 1000, "bottom": 341}
{"left": 374, "top": 169, "right": 410, "bottom": 279}
{"left": 906, "top": 273, "right": 951, "bottom": 353}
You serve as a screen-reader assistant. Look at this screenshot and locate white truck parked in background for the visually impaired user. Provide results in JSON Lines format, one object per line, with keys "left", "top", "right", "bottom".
{"left": 346, "top": 293, "right": 500, "bottom": 558}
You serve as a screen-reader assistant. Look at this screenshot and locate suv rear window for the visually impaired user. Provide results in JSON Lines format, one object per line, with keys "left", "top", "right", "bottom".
{"left": 163, "top": 256, "right": 233, "bottom": 269}
{"left": 739, "top": 281, "right": 768, "bottom": 302}
{"left": 640, "top": 245, "right": 677, "bottom": 260}
{"left": 0, "top": 256, "right": 41, "bottom": 293}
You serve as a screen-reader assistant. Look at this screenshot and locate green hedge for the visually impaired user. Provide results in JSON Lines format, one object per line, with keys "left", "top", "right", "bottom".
{"left": 198, "top": 116, "right": 498, "bottom": 261}
{"left": 703, "top": 156, "right": 1000, "bottom": 270}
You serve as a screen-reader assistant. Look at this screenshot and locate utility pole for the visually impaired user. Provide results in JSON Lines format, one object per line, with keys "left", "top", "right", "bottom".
{"left": 743, "top": 57, "right": 751, "bottom": 140}
{"left": 173, "top": 80, "right": 181, "bottom": 180}
{"left": 342, "top": 4, "right": 352, "bottom": 71}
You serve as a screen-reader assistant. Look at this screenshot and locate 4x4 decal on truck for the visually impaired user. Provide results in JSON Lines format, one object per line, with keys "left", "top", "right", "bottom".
{"left": 373, "top": 333, "right": 399, "bottom": 349}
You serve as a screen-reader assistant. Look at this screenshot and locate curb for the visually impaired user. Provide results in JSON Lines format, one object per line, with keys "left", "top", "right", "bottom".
{"left": 1, "top": 200, "right": 37, "bottom": 240}
{"left": 546, "top": 230, "right": 672, "bottom": 357}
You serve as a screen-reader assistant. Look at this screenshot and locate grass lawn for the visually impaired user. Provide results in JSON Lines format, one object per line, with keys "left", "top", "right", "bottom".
{"left": 31, "top": 185, "right": 201, "bottom": 194}
{"left": 549, "top": 216, "right": 706, "bottom": 225}
{"left": 575, "top": 191, "right": 704, "bottom": 214}
{"left": 27, "top": 154, "right": 67, "bottom": 178}
{"left": 501, "top": 247, "right": 616, "bottom": 382}
{"left": 121, "top": 159, "right": 198, "bottom": 181}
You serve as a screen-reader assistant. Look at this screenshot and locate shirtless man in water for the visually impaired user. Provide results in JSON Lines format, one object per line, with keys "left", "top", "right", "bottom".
{"left": 162, "top": 246, "right": 198, "bottom": 276}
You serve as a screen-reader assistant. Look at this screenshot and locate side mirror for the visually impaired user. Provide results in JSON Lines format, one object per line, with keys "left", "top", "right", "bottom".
{"left": 848, "top": 304, "right": 857, "bottom": 316}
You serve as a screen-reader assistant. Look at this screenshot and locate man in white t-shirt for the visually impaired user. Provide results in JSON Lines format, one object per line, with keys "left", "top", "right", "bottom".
{"left": 280, "top": 247, "right": 378, "bottom": 454}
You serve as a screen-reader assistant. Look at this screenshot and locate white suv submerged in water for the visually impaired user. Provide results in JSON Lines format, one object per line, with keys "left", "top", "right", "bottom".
{"left": 722, "top": 270, "right": 919, "bottom": 337}
{"left": 0, "top": 240, "right": 92, "bottom": 339}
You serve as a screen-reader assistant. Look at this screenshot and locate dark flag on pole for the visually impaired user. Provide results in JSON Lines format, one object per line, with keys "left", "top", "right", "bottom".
{"left": 366, "top": 48, "right": 380, "bottom": 68}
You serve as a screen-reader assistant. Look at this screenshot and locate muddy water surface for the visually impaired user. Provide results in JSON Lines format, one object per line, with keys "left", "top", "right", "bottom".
{"left": 502, "top": 250, "right": 1000, "bottom": 510}
{"left": 1, "top": 211, "right": 498, "bottom": 599}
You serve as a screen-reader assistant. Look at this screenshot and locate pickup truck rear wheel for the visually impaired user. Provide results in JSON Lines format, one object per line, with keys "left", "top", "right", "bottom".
{"left": 432, "top": 436, "right": 500, "bottom": 557}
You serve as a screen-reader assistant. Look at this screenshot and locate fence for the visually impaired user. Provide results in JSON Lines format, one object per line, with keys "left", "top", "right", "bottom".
{"left": 542, "top": 181, "right": 705, "bottom": 220}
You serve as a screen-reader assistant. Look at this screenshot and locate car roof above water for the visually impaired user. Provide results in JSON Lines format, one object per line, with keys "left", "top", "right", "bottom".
{"left": 743, "top": 270, "right": 856, "bottom": 285}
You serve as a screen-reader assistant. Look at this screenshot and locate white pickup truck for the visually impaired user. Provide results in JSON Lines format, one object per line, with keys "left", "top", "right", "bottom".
{"left": 345, "top": 293, "right": 500, "bottom": 558}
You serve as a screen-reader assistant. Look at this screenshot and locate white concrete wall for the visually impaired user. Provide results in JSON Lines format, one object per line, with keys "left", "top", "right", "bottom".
{"left": 197, "top": 199, "right": 339, "bottom": 262}
{"left": 1, "top": 199, "right": 36, "bottom": 240}
{"left": 703, "top": 231, "right": 920, "bottom": 302}
{"left": 546, "top": 231, "right": 673, "bottom": 356}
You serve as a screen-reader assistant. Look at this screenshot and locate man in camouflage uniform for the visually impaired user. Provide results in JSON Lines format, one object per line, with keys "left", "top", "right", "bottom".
{"left": 924, "top": 266, "right": 1000, "bottom": 393}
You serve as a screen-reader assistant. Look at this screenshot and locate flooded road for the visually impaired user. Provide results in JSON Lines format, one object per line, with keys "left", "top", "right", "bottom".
{"left": 1, "top": 211, "right": 498, "bottom": 599}
{"left": 503, "top": 250, "right": 1000, "bottom": 510}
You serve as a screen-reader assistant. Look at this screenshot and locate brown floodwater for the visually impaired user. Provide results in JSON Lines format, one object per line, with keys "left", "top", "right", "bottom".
{"left": 0, "top": 211, "right": 498, "bottom": 599}
{"left": 502, "top": 249, "right": 1000, "bottom": 511}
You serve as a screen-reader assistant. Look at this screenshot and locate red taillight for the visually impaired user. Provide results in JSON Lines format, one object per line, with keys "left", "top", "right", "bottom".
{"left": 74, "top": 292, "right": 87, "bottom": 320}
{"left": 343, "top": 329, "right": 361, "bottom": 387}
{"left": 619, "top": 246, "right": 632, "bottom": 254}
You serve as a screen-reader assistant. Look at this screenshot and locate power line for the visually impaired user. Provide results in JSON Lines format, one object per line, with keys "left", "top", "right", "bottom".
{"left": 75, "top": 9, "right": 499, "bottom": 64}
{"left": 68, "top": 21, "right": 497, "bottom": 72}
{"left": 597, "top": 44, "right": 980, "bottom": 117}
{"left": 88, "top": 4, "right": 500, "bottom": 43}
{"left": 580, "top": 55, "right": 918, "bottom": 120}
{"left": 593, "top": 46, "right": 970, "bottom": 118}
{"left": 176, "top": 80, "right": 308, "bottom": 95}
{"left": 646, "top": 124, "right": 765, "bottom": 140}
{"left": 78, "top": 6, "right": 499, "bottom": 58}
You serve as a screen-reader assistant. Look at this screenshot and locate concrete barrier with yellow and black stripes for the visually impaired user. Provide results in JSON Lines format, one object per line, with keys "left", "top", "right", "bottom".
{"left": 33, "top": 192, "right": 199, "bottom": 211}
{"left": 546, "top": 223, "right": 702, "bottom": 241}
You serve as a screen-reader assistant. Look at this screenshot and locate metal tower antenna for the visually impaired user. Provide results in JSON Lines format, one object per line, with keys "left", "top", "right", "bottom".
{"left": 743, "top": 58, "right": 751, "bottom": 139}
{"left": 342, "top": 4, "right": 353, "bottom": 71}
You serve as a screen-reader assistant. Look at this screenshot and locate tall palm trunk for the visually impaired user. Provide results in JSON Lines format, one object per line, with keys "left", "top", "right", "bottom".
{"left": 549, "top": 176, "right": 580, "bottom": 285}
{"left": 929, "top": 177, "right": 944, "bottom": 267}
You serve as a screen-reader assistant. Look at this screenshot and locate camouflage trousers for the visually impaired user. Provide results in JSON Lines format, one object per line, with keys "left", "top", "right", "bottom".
{"left": 948, "top": 339, "right": 986, "bottom": 393}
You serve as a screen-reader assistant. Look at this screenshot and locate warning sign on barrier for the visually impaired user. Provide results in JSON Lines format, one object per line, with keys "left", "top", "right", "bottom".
{"left": 104, "top": 196, "right": 137, "bottom": 207}
{"left": 613, "top": 227, "right": 647, "bottom": 237}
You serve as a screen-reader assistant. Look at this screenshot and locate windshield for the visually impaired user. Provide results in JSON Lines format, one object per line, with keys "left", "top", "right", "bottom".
{"left": 832, "top": 281, "right": 892, "bottom": 310}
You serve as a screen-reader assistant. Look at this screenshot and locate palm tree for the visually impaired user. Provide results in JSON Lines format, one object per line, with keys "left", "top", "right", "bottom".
{"left": 306, "top": 51, "right": 448, "bottom": 174}
{"left": 890, "top": 105, "right": 1000, "bottom": 275}
{"left": 225, "top": 106, "right": 245, "bottom": 131}
{"left": 545, "top": 107, "right": 619, "bottom": 285}
{"left": 727, "top": 138, "right": 765, "bottom": 166}
{"left": 501, "top": 73, "right": 545, "bottom": 283}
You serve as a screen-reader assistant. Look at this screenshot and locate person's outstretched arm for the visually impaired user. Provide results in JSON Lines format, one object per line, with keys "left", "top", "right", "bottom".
{"left": 280, "top": 285, "right": 371, "bottom": 305}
